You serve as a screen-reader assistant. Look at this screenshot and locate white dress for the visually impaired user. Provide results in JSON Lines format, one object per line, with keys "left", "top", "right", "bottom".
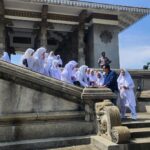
{"left": 117, "top": 70, "right": 137, "bottom": 119}
{"left": 61, "top": 60, "right": 78, "bottom": 84}
{"left": 20, "top": 48, "right": 34, "bottom": 70}
{"left": 76, "top": 65, "right": 89, "bottom": 87}
{"left": 1, "top": 52, "right": 11, "bottom": 63}
{"left": 51, "top": 60, "right": 61, "bottom": 80}
{"left": 32, "top": 47, "right": 46, "bottom": 74}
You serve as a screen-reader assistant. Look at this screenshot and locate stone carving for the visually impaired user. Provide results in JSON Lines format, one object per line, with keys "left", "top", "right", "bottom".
{"left": 100, "top": 30, "right": 113, "bottom": 44}
{"left": 96, "top": 100, "right": 130, "bottom": 144}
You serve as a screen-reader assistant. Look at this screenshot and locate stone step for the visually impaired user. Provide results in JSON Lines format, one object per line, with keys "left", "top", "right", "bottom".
{"left": 0, "top": 121, "right": 95, "bottom": 142}
{"left": 122, "top": 120, "right": 150, "bottom": 128}
{"left": 119, "top": 137, "right": 150, "bottom": 150}
{"left": 122, "top": 113, "right": 150, "bottom": 128}
{"left": 0, "top": 136, "right": 91, "bottom": 150}
{"left": 130, "top": 127, "right": 150, "bottom": 138}
{"left": 91, "top": 136, "right": 119, "bottom": 150}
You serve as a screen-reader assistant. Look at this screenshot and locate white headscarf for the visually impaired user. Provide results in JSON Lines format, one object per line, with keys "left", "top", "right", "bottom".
{"left": 33, "top": 47, "right": 46, "bottom": 74}
{"left": 45, "top": 51, "right": 56, "bottom": 72}
{"left": 117, "top": 69, "right": 135, "bottom": 89}
{"left": 33, "top": 47, "right": 46, "bottom": 59}
{"left": 20, "top": 48, "right": 34, "bottom": 69}
{"left": 56, "top": 55, "right": 63, "bottom": 66}
{"left": 44, "top": 52, "right": 49, "bottom": 63}
{"left": 1, "top": 52, "right": 11, "bottom": 63}
{"left": 117, "top": 69, "right": 136, "bottom": 107}
{"left": 47, "top": 51, "right": 56, "bottom": 63}
{"left": 89, "top": 69, "right": 97, "bottom": 82}
{"left": 96, "top": 72, "right": 104, "bottom": 86}
{"left": 51, "top": 60, "right": 61, "bottom": 80}
{"left": 61, "top": 60, "right": 78, "bottom": 84}
{"left": 76, "top": 65, "right": 88, "bottom": 87}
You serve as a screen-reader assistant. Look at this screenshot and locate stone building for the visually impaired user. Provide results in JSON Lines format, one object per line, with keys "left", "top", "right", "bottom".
{"left": 0, "top": 0, "right": 150, "bottom": 68}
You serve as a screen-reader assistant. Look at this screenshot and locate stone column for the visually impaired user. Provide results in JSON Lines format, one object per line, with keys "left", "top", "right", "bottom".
{"left": 0, "top": 0, "right": 5, "bottom": 56}
{"left": 40, "top": 5, "right": 48, "bottom": 48}
{"left": 0, "top": 23, "right": 5, "bottom": 55}
{"left": 78, "top": 28, "right": 85, "bottom": 65}
{"left": 40, "top": 25, "right": 47, "bottom": 47}
{"left": 77, "top": 10, "right": 87, "bottom": 66}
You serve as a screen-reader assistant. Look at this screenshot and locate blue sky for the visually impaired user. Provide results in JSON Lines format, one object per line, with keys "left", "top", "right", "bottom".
{"left": 82, "top": 0, "right": 150, "bottom": 69}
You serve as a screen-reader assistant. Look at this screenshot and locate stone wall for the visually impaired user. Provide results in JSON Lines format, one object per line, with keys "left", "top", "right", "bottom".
{"left": 88, "top": 24, "right": 120, "bottom": 68}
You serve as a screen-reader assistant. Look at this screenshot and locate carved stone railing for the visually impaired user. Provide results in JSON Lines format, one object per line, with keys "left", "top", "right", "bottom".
{"left": 96, "top": 100, "right": 130, "bottom": 144}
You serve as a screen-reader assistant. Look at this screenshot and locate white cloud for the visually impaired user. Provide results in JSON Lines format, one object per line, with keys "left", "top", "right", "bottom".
{"left": 119, "top": 46, "right": 150, "bottom": 69}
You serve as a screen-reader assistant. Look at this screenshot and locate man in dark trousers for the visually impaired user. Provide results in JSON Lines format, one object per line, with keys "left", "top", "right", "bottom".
{"left": 102, "top": 64, "right": 118, "bottom": 105}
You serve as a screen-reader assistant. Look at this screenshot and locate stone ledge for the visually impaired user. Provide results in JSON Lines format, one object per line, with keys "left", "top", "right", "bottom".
{"left": 0, "top": 121, "right": 95, "bottom": 142}
{"left": 0, "top": 135, "right": 91, "bottom": 150}
{"left": 0, "top": 111, "right": 85, "bottom": 123}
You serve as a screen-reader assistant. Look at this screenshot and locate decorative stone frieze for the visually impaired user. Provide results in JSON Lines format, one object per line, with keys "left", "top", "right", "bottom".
{"left": 5, "top": 9, "right": 41, "bottom": 19}
{"left": 26, "top": 0, "right": 150, "bottom": 14}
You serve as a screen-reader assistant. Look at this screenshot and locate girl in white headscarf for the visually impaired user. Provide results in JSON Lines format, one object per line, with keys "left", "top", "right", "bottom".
{"left": 44, "top": 51, "right": 56, "bottom": 76}
{"left": 32, "top": 47, "right": 46, "bottom": 74}
{"left": 89, "top": 69, "right": 97, "bottom": 87}
{"left": 76, "top": 65, "right": 89, "bottom": 87}
{"left": 47, "top": 51, "right": 56, "bottom": 67}
{"left": 61, "top": 60, "right": 78, "bottom": 84}
{"left": 96, "top": 71, "right": 104, "bottom": 87}
{"left": 20, "top": 48, "right": 34, "bottom": 70}
{"left": 56, "top": 55, "right": 63, "bottom": 67}
{"left": 117, "top": 69, "right": 137, "bottom": 120}
{"left": 51, "top": 60, "right": 61, "bottom": 80}
{"left": 44, "top": 53, "right": 49, "bottom": 63}
{"left": 0, "top": 52, "right": 11, "bottom": 63}
{"left": 86, "top": 68, "right": 91, "bottom": 86}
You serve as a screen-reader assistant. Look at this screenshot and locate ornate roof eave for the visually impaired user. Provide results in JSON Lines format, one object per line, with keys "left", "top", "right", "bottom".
{"left": 20, "top": 0, "right": 150, "bottom": 15}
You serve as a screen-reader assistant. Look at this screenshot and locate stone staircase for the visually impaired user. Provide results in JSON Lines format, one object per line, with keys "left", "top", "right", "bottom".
{"left": 120, "top": 112, "right": 150, "bottom": 150}
{"left": 0, "top": 61, "right": 150, "bottom": 150}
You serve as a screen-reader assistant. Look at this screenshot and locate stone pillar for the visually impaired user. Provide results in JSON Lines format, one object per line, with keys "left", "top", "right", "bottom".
{"left": 78, "top": 28, "right": 85, "bottom": 65}
{"left": 0, "top": 0, "right": 5, "bottom": 56}
{"left": 71, "top": 30, "right": 78, "bottom": 61}
{"left": 40, "top": 5, "right": 48, "bottom": 48}
{"left": 0, "top": 23, "right": 5, "bottom": 56}
{"left": 77, "top": 10, "right": 87, "bottom": 66}
{"left": 40, "top": 25, "right": 47, "bottom": 48}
